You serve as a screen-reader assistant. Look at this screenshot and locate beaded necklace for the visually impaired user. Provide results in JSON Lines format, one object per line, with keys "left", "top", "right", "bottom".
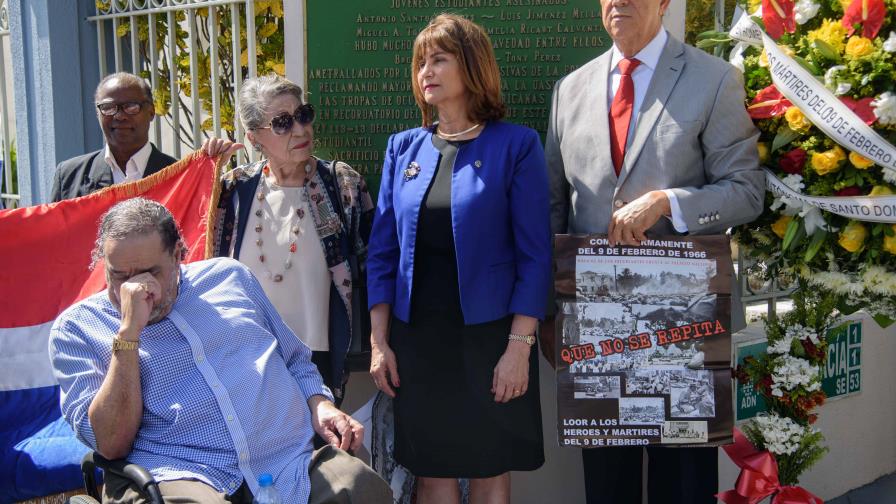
{"left": 253, "top": 163, "right": 311, "bottom": 283}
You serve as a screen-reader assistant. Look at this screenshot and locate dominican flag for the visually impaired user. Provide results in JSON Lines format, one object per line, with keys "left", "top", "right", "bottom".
{"left": 0, "top": 152, "right": 221, "bottom": 501}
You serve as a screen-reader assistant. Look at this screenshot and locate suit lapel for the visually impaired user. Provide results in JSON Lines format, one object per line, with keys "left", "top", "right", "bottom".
{"left": 145, "top": 145, "right": 171, "bottom": 176}
{"left": 589, "top": 54, "right": 614, "bottom": 178}
{"left": 88, "top": 152, "right": 114, "bottom": 191}
{"left": 617, "top": 36, "right": 685, "bottom": 188}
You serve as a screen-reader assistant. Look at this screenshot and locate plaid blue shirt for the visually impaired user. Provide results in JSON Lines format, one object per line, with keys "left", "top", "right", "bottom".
{"left": 49, "top": 258, "right": 333, "bottom": 503}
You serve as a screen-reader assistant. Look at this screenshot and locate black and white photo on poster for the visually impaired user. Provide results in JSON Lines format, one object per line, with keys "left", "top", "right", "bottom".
{"left": 554, "top": 235, "right": 734, "bottom": 447}
{"left": 625, "top": 368, "right": 671, "bottom": 395}
{"left": 574, "top": 375, "right": 621, "bottom": 399}
{"left": 619, "top": 397, "right": 665, "bottom": 425}
{"left": 662, "top": 421, "right": 709, "bottom": 444}
{"left": 670, "top": 369, "right": 716, "bottom": 418}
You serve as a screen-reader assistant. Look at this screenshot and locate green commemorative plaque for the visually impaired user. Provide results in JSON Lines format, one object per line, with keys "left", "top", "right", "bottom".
{"left": 305, "top": 1, "right": 611, "bottom": 194}
{"left": 735, "top": 321, "right": 862, "bottom": 421}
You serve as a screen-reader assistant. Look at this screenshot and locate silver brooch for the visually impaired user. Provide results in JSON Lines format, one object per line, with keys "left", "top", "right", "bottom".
{"left": 474, "top": 160, "right": 482, "bottom": 168}
{"left": 404, "top": 162, "right": 421, "bottom": 181}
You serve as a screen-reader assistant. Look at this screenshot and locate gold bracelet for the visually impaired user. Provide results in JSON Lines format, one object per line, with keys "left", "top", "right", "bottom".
{"left": 112, "top": 337, "right": 139, "bottom": 352}
{"left": 508, "top": 333, "right": 536, "bottom": 346}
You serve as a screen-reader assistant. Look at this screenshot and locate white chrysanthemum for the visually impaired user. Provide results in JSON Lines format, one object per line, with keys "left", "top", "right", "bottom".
{"left": 884, "top": 168, "right": 896, "bottom": 184}
{"left": 752, "top": 413, "right": 812, "bottom": 455}
{"left": 786, "top": 324, "right": 819, "bottom": 345}
{"left": 862, "top": 266, "right": 896, "bottom": 296}
{"left": 885, "top": 32, "right": 896, "bottom": 52}
{"left": 794, "top": 0, "right": 820, "bottom": 24}
{"left": 809, "top": 271, "right": 853, "bottom": 293}
{"left": 873, "top": 92, "right": 896, "bottom": 125}
{"left": 770, "top": 354, "right": 820, "bottom": 397}
{"left": 768, "top": 335, "right": 794, "bottom": 354}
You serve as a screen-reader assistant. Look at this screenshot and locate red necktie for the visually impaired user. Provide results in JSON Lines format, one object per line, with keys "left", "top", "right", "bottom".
{"left": 609, "top": 58, "right": 641, "bottom": 176}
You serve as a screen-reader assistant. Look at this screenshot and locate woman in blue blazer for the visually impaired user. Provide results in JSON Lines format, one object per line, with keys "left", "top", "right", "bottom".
{"left": 367, "top": 14, "right": 551, "bottom": 504}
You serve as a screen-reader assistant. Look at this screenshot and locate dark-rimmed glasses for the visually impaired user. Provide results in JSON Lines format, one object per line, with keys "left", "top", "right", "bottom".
{"left": 96, "top": 101, "right": 151, "bottom": 116}
{"left": 257, "top": 104, "right": 315, "bottom": 135}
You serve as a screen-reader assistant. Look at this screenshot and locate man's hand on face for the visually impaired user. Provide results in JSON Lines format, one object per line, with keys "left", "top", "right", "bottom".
{"left": 309, "top": 396, "right": 364, "bottom": 452}
{"left": 607, "top": 190, "right": 671, "bottom": 246}
{"left": 118, "top": 272, "right": 161, "bottom": 337}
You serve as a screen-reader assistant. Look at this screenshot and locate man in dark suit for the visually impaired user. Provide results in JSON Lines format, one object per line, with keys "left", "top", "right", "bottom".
{"left": 545, "top": 0, "right": 764, "bottom": 502}
{"left": 50, "top": 72, "right": 176, "bottom": 202}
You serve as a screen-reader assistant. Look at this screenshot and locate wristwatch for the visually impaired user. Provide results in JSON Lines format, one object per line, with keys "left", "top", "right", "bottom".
{"left": 508, "top": 333, "right": 536, "bottom": 346}
{"left": 112, "top": 337, "right": 139, "bottom": 352}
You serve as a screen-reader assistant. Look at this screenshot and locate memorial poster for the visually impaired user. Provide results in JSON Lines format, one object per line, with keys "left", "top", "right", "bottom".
{"left": 305, "top": 1, "right": 610, "bottom": 194}
{"left": 554, "top": 235, "right": 735, "bottom": 447}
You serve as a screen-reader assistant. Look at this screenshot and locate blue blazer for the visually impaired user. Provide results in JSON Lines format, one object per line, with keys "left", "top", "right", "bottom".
{"left": 367, "top": 121, "right": 551, "bottom": 325}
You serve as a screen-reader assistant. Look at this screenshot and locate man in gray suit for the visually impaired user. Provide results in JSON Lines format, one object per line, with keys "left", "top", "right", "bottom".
{"left": 546, "top": 0, "right": 764, "bottom": 502}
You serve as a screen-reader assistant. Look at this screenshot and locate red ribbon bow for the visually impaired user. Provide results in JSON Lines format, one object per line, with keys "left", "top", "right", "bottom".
{"left": 717, "top": 428, "right": 824, "bottom": 504}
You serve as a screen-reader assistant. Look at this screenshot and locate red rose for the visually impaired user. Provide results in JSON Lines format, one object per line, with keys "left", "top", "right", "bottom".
{"left": 836, "top": 186, "right": 863, "bottom": 196}
{"left": 779, "top": 148, "right": 807, "bottom": 174}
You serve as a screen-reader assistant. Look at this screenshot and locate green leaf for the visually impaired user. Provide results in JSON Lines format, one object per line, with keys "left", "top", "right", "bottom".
{"left": 837, "top": 298, "right": 862, "bottom": 315}
{"left": 803, "top": 229, "right": 828, "bottom": 262}
{"left": 773, "top": 127, "right": 801, "bottom": 152}
{"left": 782, "top": 218, "right": 802, "bottom": 251}
{"left": 792, "top": 55, "right": 821, "bottom": 75}
{"left": 812, "top": 40, "right": 842, "bottom": 63}
{"left": 873, "top": 313, "right": 896, "bottom": 328}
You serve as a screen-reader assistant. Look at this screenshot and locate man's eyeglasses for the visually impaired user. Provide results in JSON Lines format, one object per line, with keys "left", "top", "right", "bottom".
{"left": 257, "top": 104, "right": 315, "bottom": 135}
{"left": 96, "top": 101, "right": 151, "bottom": 116}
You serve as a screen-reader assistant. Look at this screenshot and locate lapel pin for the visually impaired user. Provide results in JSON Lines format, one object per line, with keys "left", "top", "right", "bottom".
{"left": 474, "top": 160, "right": 482, "bottom": 168}
{"left": 404, "top": 161, "right": 421, "bottom": 181}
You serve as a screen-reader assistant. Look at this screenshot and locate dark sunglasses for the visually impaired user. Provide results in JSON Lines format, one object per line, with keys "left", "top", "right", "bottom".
{"left": 96, "top": 101, "right": 151, "bottom": 116}
{"left": 257, "top": 104, "right": 315, "bottom": 135}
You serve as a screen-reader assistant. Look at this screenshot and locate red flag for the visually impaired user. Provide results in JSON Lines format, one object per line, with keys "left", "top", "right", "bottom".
{"left": 0, "top": 151, "right": 221, "bottom": 328}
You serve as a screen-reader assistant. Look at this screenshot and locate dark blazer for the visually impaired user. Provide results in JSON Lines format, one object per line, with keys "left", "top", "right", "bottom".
{"left": 367, "top": 121, "right": 552, "bottom": 325}
{"left": 49, "top": 144, "right": 177, "bottom": 202}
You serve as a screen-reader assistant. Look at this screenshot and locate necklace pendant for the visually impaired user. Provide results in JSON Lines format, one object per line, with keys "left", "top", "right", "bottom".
{"left": 297, "top": 208, "right": 305, "bottom": 219}
{"left": 292, "top": 226, "right": 300, "bottom": 235}
{"left": 255, "top": 209, "right": 262, "bottom": 217}
{"left": 273, "top": 273, "right": 283, "bottom": 282}
{"left": 256, "top": 192, "right": 265, "bottom": 201}
{"left": 256, "top": 239, "right": 263, "bottom": 246}
{"left": 255, "top": 224, "right": 263, "bottom": 233}
{"left": 259, "top": 254, "right": 265, "bottom": 263}
{"left": 290, "top": 243, "right": 297, "bottom": 253}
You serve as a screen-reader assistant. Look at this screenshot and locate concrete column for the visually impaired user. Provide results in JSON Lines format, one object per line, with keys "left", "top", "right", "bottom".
{"left": 8, "top": 0, "right": 101, "bottom": 205}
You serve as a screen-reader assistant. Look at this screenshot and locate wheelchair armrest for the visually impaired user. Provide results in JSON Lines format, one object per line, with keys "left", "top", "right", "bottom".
{"left": 81, "top": 451, "right": 164, "bottom": 504}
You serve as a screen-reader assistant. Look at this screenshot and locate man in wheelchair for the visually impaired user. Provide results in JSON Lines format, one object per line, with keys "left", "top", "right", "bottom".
{"left": 49, "top": 198, "right": 391, "bottom": 503}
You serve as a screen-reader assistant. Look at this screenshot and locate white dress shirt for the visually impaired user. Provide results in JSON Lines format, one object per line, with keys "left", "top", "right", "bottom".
{"left": 104, "top": 141, "right": 152, "bottom": 184}
{"left": 607, "top": 28, "right": 688, "bottom": 233}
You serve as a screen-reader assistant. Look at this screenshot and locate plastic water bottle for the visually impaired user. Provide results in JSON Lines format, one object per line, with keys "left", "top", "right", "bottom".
{"left": 252, "top": 473, "right": 282, "bottom": 504}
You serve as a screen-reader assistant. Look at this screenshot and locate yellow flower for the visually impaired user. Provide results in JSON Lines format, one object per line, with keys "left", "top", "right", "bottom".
{"left": 839, "top": 0, "right": 852, "bottom": 11}
{"left": 749, "top": 0, "right": 762, "bottom": 14}
{"left": 272, "top": 63, "right": 286, "bottom": 76}
{"left": 785, "top": 106, "right": 812, "bottom": 132}
{"left": 869, "top": 185, "right": 894, "bottom": 196}
{"left": 811, "top": 146, "right": 845, "bottom": 175}
{"left": 759, "top": 49, "right": 769, "bottom": 67}
{"left": 838, "top": 221, "right": 867, "bottom": 252}
{"left": 845, "top": 36, "right": 874, "bottom": 58}
{"left": 757, "top": 142, "right": 770, "bottom": 164}
{"left": 849, "top": 151, "right": 875, "bottom": 169}
{"left": 808, "top": 20, "right": 849, "bottom": 54}
{"left": 771, "top": 215, "right": 793, "bottom": 239}
{"left": 884, "top": 226, "right": 896, "bottom": 254}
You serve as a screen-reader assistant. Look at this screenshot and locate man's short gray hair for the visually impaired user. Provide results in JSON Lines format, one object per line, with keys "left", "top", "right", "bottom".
{"left": 90, "top": 198, "right": 184, "bottom": 269}
{"left": 94, "top": 72, "right": 154, "bottom": 103}
{"left": 238, "top": 74, "right": 305, "bottom": 131}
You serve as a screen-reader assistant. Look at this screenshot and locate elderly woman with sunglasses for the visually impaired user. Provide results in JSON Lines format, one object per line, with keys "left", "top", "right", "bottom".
{"left": 203, "top": 74, "right": 374, "bottom": 402}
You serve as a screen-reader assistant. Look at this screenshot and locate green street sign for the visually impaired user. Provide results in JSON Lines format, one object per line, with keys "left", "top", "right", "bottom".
{"left": 735, "top": 321, "right": 862, "bottom": 421}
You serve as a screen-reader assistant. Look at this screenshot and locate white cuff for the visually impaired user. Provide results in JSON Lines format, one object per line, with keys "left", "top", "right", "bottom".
{"left": 662, "top": 189, "right": 688, "bottom": 233}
